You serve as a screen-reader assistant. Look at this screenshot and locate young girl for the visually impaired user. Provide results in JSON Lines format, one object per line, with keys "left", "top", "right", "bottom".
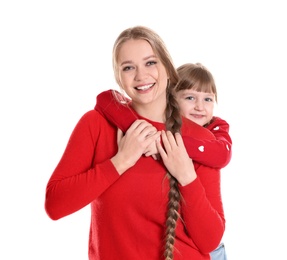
{"left": 45, "top": 26, "right": 225, "bottom": 259}
{"left": 174, "top": 62, "right": 232, "bottom": 167}
{"left": 175, "top": 63, "right": 231, "bottom": 260}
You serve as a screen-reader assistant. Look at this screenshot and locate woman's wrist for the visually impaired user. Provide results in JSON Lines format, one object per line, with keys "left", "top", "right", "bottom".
{"left": 110, "top": 154, "right": 134, "bottom": 175}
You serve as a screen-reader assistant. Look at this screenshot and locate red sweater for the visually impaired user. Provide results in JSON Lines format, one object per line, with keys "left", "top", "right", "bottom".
{"left": 95, "top": 89, "right": 232, "bottom": 169}
{"left": 45, "top": 109, "right": 225, "bottom": 259}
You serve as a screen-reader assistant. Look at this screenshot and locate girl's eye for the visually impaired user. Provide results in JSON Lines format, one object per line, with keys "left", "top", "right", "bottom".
{"left": 205, "top": 97, "right": 213, "bottom": 102}
{"left": 186, "top": 96, "right": 194, "bottom": 101}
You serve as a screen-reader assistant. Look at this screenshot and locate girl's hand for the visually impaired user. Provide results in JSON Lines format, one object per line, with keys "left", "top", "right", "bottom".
{"left": 156, "top": 130, "right": 197, "bottom": 186}
{"left": 143, "top": 141, "right": 161, "bottom": 160}
{"left": 111, "top": 120, "right": 161, "bottom": 174}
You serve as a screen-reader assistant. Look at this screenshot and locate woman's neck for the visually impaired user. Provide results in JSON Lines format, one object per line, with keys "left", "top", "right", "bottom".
{"left": 131, "top": 102, "right": 166, "bottom": 123}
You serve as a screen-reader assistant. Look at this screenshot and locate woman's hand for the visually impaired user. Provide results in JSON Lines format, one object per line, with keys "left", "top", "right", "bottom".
{"left": 111, "top": 119, "right": 161, "bottom": 174}
{"left": 156, "top": 130, "right": 197, "bottom": 186}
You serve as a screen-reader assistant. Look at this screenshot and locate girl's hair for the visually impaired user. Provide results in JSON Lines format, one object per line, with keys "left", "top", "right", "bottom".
{"left": 175, "top": 63, "right": 218, "bottom": 102}
{"left": 113, "top": 26, "right": 182, "bottom": 259}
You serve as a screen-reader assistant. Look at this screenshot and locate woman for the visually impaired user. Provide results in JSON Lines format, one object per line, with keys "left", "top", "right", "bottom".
{"left": 45, "top": 26, "right": 225, "bottom": 259}
{"left": 95, "top": 62, "right": 232, "bottom": 260}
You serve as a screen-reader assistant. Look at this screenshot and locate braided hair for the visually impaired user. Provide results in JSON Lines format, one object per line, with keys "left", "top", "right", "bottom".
{"left": 112, "top": 26, "right": 182, "bottom": 259}
{"left": 164, "top": 82, "right": 182, "bottom": 260}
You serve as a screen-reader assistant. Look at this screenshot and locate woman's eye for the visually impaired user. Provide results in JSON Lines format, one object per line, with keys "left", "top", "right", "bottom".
{"left": 123, "top": 66, "right": 132, "bottom": 71}
{"left": 147, "top": 61, "right": 157, "bottom": 66}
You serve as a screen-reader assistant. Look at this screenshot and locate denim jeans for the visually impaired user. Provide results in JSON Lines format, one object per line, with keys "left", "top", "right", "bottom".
{"left": 210, "top": 243, "right": 227, "bottom": 260}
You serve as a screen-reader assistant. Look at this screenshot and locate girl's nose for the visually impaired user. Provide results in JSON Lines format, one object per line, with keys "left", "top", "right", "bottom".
{"left": 194, "top": 100, "right": 203, "bottom": 110}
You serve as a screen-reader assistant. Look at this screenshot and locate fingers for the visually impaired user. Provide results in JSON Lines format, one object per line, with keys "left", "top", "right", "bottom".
{"left": 160, "top": 131, "right": 171, "bottom": 152}
{"left": 122, "top": 119, "right": 161, "bottom": 154}
{"left": 143, "top": 137, "right": 160, "bottom": 157}
{"left": 156, "top": 131, "right": 183, "bottom": 159}
{"left": 147, "top": 131, "right": 161, "bottom": 144}
{"left": 117, "top": 128, "right": 124, "bottom": 146}
{"left": 127, "top": 119, "right": 157, "bottom": 139}
{"left": 156, "top": 131, "right": 196, "bottom": 185}
{"left": 174, "top": 132, "right": 184, "bottom": 147}
{"left": 156, "top": 135, "right": 167, "bottom": 159}
{"left": 151, "top": 154, "right": 160, "bottom": 160}
{"left": 160, "top": 130, "right": 180, "bottom": 151}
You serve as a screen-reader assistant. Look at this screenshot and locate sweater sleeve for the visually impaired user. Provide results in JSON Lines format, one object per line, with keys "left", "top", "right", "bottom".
{"left": 177, "top": 118, "right": 225, "bottom": 253}
{"left": 95, "top": 89, "right": 137, "bottom": 132}
{"left": 182, "top": 117, "right": 232, "bottom": 169}
{"left": 45, "top": 110, "right": 120, "bottom": 220}
{"left": 179, "top": 164, "right": 225, "bottom": 253}
{"left": 95, "top": 90, "right": 231, "bottom": 168}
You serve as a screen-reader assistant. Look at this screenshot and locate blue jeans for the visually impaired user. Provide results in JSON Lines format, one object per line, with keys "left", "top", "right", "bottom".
{"left": 210, "top": 243, "right": 227, "bottom": 260}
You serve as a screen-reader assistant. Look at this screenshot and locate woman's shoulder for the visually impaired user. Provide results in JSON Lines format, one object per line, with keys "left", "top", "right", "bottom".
{"left": 81, "top": 109, "right": 103, "bottom": 119}
{"left": 78, "top": 109, "right": 111, "bottom": 127}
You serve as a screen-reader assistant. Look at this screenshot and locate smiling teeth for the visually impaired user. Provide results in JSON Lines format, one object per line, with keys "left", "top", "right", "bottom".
{"left": 136, "top": 84, "right": 154, "bottom": 90}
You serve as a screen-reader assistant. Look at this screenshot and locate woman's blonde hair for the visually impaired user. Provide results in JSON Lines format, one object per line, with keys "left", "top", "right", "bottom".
{"left": 113, "top": 26, "right": 182, "bottom": 259}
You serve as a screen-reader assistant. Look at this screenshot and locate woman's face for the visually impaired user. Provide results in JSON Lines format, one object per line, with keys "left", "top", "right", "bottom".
{"left": 117, "top": 39, "right": 168, "bottom": 116}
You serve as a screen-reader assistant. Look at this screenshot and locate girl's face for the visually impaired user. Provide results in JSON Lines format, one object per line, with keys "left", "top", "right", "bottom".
{"left": 176, "top": 89, "right": 215, "bottom": 126}
{"left": 117, "top": 39, "right": 168, "bottom": 119}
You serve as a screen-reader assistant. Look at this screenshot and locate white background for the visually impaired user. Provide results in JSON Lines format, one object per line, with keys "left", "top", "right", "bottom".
{"left": 1, "top": 1, "right": 286, "bottom": 259}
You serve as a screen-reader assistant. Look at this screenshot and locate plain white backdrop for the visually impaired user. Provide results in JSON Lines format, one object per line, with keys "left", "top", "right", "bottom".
{"left": 1, "top": 1, "right": 286, "bottom": 259}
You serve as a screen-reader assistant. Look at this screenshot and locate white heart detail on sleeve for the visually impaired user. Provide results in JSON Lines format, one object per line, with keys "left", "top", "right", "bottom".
{"left": 198, "top": 146, "right": 204, "bottom": 152}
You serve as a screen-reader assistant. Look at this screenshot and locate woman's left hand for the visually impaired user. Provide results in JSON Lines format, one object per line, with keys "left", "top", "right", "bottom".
{"left": 156, "top": 130, "right": 197, "bottom": 186}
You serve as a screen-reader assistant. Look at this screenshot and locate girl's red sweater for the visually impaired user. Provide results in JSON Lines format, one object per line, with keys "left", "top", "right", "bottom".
{"left": 45, "top": 101, "right": 225, "bottom": 259}
{"left": 95, "top": 89, "right": 232, "bottom": 169}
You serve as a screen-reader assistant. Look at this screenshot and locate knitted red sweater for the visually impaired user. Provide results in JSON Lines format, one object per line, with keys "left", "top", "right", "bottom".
{"left": 45, "top": 107, "right": 225, "bottom": 259}
{"left": 95, "top": 89, "right": 232, "bottom": 169}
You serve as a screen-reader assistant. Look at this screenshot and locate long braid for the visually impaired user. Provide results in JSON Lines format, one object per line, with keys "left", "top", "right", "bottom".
{"left": 112, "top": 26, "right": 182, "bottom": 259}
{"left": 164, "top": 84, "right": 182, "bottom": 260}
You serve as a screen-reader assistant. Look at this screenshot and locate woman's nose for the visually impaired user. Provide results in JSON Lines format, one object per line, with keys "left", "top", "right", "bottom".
{"left": 134, "top": 67, "right": 147, "bottom": 81}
